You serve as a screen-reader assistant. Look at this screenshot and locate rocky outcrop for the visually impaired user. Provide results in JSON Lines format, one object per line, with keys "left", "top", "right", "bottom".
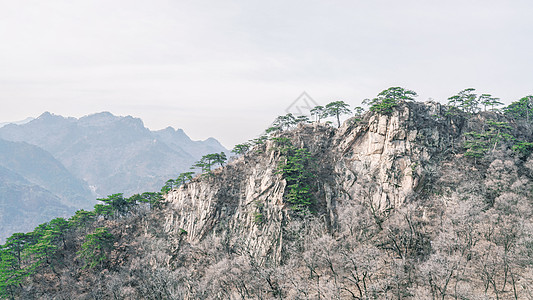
{"left": 164, "top": 101, "right": 467, "bottom": 260}
{"left": 332, "top": 101, "right": 457, "bottom": 211}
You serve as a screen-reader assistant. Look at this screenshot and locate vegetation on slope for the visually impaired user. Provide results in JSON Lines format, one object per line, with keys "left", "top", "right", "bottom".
{"left": 1, "top": 87, "right": 533, "bottom": 299}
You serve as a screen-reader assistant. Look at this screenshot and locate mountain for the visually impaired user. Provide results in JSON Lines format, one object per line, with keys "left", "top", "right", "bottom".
{"left": 0, "top": 112, "right": 227, "bottom": 197}
{"left": 0, "top": 138, "right": 93, "bottom": 207}
{"left": 0, "top": 165, "right": 71, "bottom": 241}
{"left": 153, "top": 126, "right": 227, "bottom": 159}
{"left": 3, "top": 100, "right": 533, "bottom": 299}
{"left": 0, "top": 138, "right": 94, "bottom": 241}
{"left": 0, "top": 117, "right": 34, "bottom": 128}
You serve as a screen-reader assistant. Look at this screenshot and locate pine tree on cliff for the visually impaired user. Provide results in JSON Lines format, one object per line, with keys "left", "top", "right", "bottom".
{"left": 505, "top": 95, "right": 533, "bottom": 122}
{"left": 176, "top": 172, "right": 195, "bottom": 186}
{"left": 213, "top": 152, "right": 227, "bottom": 167}
{"left": 310, "top": 105, "right": 326, "bottom": 122}
{"left": 191, "top": 152, "right": 227, "bottom": 174}
{"left": 272, "top": 113, "right": 297, "bottom": 131}
{"left": 447, "top": 88, "right": 479, "bottom": 113}
{"left": 325, "top": 101, "right": 351, "bottom": 127}
{"left": 232, "top": 143, "right": 251, "bottom": 155}
{"left": 364, "top": 87, "right": 417, "bottom": 115}
{"left": 479, "top": 94, "right": 503, "bottom": 111}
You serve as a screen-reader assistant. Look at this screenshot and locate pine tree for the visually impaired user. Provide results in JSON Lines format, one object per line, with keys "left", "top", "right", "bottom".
{"left": 232, "top": 143, "right": 251, "bottom": 155}
{"left": 504, "top": 95, "right": 533, "bottom": 122}
{"left": 310, "top": 106, "right": 326, "bottom": 122}
{"left": 78, "top": 227, "right": 114, "bottom": 269}
{"left": 364, "top": 87, "right": 417, "bottom": 115}
{"left": 325, "top": 101, "right": 352, "bottom": 127}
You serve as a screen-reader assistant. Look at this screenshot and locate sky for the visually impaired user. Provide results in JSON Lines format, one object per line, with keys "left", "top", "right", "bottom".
{"left": 1, "top": 0, "right": 532, "bottom": 148}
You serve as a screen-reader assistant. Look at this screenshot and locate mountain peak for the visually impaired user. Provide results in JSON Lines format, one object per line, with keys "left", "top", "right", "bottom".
{"left": 79, "top": 111, "right": 117, "bottom": 123}
{"left": 37, "top": 111, "right": 61, "bottom": 120}
{"left": 154, "top": 127, "right": 190, "bottom": 140}
{"left": 39, "top": 111, "right": 52, "bottom": 118}
{"left": 175, "top": 128, "right": 189, "bottom": 139}
{"left": 121, "top": 115, "right": 145, "bottom": 128}
{"left": 77, "top": 112, "right": 145, "bottom": 130}
{"left": 90, "top": 111, "right": 114, "bottom": 118}
{"left": 203, "top": 137, "right": 224, "bottom": 147}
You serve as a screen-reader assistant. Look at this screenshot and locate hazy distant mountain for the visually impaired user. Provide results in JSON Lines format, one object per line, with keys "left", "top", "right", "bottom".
{"left": 0, "top": 112, "right": 227, "bottom": 197}
{"left": 0, "top": 138, "right": 94, "bottom": 241}
{"left": 0, "top": 165, "right": 71, "bottom": 241}
{"left": 0, "top": 117, "right": 34, "bottom": 128}
{"left": 153, "top": 126, "right": 227, "bottom": 158}
{"left": 0, "top": 138, "right": 94, "bottom": 208}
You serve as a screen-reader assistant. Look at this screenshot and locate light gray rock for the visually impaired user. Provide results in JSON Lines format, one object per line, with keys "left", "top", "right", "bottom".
{"left": 164, "top": 100, "right": 466, "bottom": 261}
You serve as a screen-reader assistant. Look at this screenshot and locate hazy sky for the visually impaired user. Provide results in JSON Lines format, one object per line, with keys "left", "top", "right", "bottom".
{"left": 1, "top": 0, "right": 532, "bottom": 147}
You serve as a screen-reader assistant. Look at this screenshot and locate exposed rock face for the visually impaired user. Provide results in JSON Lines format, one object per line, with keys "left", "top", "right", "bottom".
{"left": 332, "top": 101, "right": 454, "bottom": 210}
{"left": 164, "top": 101, "right": 466, "bottom": 260}
{"left": 14, "top": 100, "right": 533, "bottom": 299}
{"left": 166, "top": 152, "right": 288, "bottom": 263}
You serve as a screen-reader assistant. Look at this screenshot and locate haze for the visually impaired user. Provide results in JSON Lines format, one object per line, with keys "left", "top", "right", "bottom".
{"left": 1, "top": 0, "right": 532, "bottom": 147}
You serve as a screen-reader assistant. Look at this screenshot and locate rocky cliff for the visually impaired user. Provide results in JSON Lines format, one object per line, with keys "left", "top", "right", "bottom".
{"left": 9, "top": 100, "right": 533, "bottom": 299}
{"left": 164, "top": 101, "right": 472, "bottom": 260}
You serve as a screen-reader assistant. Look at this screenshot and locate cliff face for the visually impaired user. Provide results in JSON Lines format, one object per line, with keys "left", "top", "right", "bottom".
{"left": 13, "top": 100, "right": 533, "bottom": 299}
{"left": 165, "top": 143, "right": 289, "bottom": 263}
{"left": 164, "top": 101, "right": 463, "bottom": 260}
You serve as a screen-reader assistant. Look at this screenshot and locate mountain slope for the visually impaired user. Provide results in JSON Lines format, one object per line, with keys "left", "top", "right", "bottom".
{"left": 0, "top": 138, "right": 94, "bottom": 242}
{"left": 5, "top": 101, "right": 533, "bottom": 299}
{"left": 0, "top": 112, "right": 227, "bottom": 197}
{"left": 153, "top": 126, "right": 228, "bottom": 159}
{"left": 0, "top": 117, "right": 34, "bottom": 128}
{"left": 0, "top": 138, "right": 93, "bottom": 207}
{"left": 0, "top": 166, "right": 71, "bottom": 241}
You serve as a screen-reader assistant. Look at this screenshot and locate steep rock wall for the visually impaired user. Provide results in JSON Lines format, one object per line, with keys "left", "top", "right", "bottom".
{"left": 331, "top": 101, "right": 457, "bottom": 211}
{"left": 165, "top": 151, "right": 288, "bottom": 263}
{"left": 164, "top": 101, "right": 465, "bottom": 260}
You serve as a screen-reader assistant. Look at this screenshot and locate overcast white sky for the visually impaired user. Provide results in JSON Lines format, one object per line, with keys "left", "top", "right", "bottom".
{"left": 1, "top": 0, "right": 532, "bottom": 147}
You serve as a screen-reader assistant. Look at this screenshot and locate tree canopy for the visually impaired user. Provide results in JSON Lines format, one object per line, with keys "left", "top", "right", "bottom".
{"left": 324, "top": 101, "right": 351, "bottom": 127}
{"left": 96, "top": 193, "right": 131, "bottom": 218}
{"left": 272, "top": 113, "right": 297, "bottom": 131}
{"left": 364, "top": 87, "right": 417, "bottom": 114}
{"left": 191, "top": 152, "right": 228, "bottom": 175}
{"left": 275, "top": 140, "right": 316, "bottom": 213}
{"left": 232, "top": 143, "right": 251, "bottom": 155}
{"left": 78, "top": 227, "right": 114, "bottom": 269}
{"left": 310, "top": 105, "right": 326, "bottom": 122}
{"left": 447, "top": 88, "right": 503, "bottom": 114}
{"left": 504, "top": 95, "right": 533, "bottom": 122}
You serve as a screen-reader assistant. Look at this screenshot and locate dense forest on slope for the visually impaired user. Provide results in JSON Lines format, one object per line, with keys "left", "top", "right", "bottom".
{"left": 1, "top": 88, "right": 533, "bottom": 299}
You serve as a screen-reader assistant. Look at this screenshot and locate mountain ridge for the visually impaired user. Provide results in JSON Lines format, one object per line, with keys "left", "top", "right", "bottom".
{"left": 0, "top": 112, "right": 227, "bottom": 243}
{"left": 0, "top": 138, "right": 94, "bottom": 207}
{"left": 3, "top": 101, "right": 533, "bottom": 299}
{"left": 0, "top": 117, "right": 35, "bottom": 128}
{"left": 0, "top": 165, "right": 72, "bottom": 242}
{"left": 0, "top": 111, "right": 228, "bottom": 197}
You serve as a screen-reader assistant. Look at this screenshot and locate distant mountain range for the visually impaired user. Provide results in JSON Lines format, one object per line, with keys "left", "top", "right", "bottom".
{"left": 0, "top": 112, "right": 227, "bottom": 241}
{"left": 0, "top": 165, "right": 72, "bottom": 241}
{"left": 0, "top": 117, "right": 35, "bottom": 128}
